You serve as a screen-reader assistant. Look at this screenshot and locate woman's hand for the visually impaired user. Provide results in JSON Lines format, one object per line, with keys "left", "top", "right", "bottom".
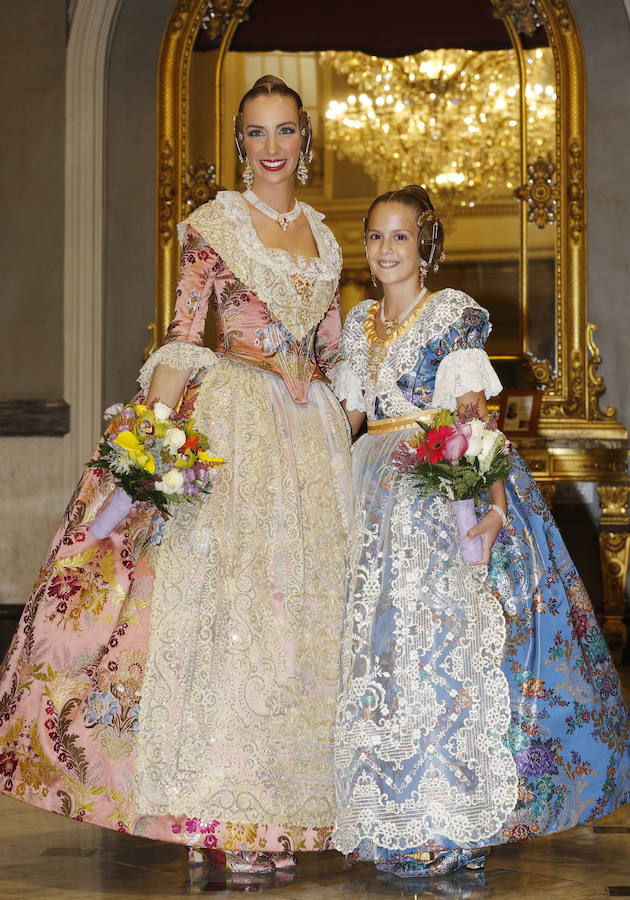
{"left": 465, "top": 509, "right": 503, "bottom": 565}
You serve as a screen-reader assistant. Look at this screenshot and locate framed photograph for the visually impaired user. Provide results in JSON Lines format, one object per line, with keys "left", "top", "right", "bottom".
{"left": 498, "top": 389, "right": 542, "bottom": 437}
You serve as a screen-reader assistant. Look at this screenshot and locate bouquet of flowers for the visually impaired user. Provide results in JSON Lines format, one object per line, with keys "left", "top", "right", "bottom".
{"left": 87, "top": 401, "right": 224, "bottom": 538}
{"left": 391, "top": 407, "right": 511, "bottom": 561}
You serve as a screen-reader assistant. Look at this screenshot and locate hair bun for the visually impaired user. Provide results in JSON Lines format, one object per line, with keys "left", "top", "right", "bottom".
{"left": 402, "top": 184, "right": 435, "bottom": 211}
{"left": 253, "top": 74, "right": 288, "bottom": 89}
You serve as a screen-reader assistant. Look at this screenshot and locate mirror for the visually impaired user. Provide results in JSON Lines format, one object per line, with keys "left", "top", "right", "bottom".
{"left": 154, "top": 0, "right": 618, "bottom": 435}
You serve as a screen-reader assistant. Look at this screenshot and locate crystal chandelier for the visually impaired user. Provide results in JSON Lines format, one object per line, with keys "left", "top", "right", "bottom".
{"left": 322, "top": 48, "right": 556, "bottom": 208}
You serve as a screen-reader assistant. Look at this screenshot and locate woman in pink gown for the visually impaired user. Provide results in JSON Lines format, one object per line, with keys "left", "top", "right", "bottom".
{"left": 0, "top": 76, "right": 352, "bottom": 875}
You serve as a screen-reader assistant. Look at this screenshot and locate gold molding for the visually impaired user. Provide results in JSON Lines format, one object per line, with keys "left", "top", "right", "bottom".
{"left": 490, "top": 0, "right": 541, "bottom": 37}
{"left": 549, "top": 0, "right": 572, "bottom": 33}
{"left": 514, "top": 155, "right": 558, "bottom": 229}
{"left": 183, "top": 157, "right": 218, "bottom": 212}
{"left": 155, "top": 0, "right": 254, "bottom": 347}
{"left": 568, "top": 137, "right": 584, "bottom": 244}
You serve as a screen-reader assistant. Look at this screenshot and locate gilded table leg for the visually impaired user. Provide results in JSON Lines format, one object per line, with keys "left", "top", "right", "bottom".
{"left": 597, "top": 484, "right": 630, "bottom": 663}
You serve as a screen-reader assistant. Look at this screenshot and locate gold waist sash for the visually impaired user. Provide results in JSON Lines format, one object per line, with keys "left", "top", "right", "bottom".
{"left": 367, "top": 409, "right": 440, "bottom": 434}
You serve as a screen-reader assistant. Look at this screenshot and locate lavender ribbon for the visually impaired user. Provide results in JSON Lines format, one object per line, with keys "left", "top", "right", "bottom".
{"left": 89, "top": 487, "right": 133, "bottom": 539}
{"left": 451, "top": 498, "right": 483, "bottom": 563}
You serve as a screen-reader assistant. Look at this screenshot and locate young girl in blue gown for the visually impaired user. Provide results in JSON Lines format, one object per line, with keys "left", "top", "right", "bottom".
{"left": 329, "top": 184, "right": 630, "bottom": 878}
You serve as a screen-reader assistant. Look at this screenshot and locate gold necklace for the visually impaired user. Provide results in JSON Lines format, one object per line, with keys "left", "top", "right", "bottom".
{"left": 379, "top": 287, "right": 428, "bottom": 337}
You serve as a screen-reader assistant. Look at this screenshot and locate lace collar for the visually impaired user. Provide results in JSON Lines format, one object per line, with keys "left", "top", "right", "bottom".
{"left": 178, "top": 191, "right": 342, "bottom": 339}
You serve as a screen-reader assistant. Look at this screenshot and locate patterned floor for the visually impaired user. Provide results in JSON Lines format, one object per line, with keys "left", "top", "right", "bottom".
{"left": 1, "top": 671, "right": 629, "bottom": 898}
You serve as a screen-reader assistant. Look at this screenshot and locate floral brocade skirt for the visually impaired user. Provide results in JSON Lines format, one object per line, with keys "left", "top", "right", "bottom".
{"left": 333, "top": 428, "right": 630, "bottom": 861}
{"left": 0, "top": 359, "right": 352, "bottom": 852}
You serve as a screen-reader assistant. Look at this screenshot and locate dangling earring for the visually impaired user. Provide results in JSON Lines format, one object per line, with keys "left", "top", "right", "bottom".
{"left": 242, "top": 157, "right": 254, "bottom": 189}
{"left": 296, "top": 151, "right": 309, "bottom": 186}
{"left": 369, "top": 268, "right": 378, "bottom": 287}
{"left": 419, "top": 260, "right": 429, "bottom": 279}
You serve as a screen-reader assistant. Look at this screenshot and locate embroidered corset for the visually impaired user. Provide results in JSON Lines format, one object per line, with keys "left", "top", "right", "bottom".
{"left": 140, "top": 191, "right": 343, "bottom": 405}
{"left": 329, "top": 288, "right": 502, "bottom": 416}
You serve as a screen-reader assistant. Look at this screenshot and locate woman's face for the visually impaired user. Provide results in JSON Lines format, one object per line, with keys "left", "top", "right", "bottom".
{"left": 241, "top": 94, "right": 302, "bottom": 189}
{"left": 365, "top": 202, "right": 422, "bottom": 288}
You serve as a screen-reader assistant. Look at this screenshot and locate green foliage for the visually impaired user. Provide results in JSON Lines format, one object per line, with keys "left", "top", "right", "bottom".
{"left": 409, "top": 450, "right": 512, "bottom": 502}
{"left": 87, "top": 442, "right": 171, "bottom": 515}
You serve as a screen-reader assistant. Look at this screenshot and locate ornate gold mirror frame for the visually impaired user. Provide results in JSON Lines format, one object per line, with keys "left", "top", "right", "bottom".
{"left": 153, "top": 0, "right": 630, "bottom": 657}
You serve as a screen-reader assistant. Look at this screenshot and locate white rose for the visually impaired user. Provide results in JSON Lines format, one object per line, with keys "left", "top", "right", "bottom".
{"left": 464, "top": 420, "right": 485, "bottom": 459}
{"left": 156, "top": 468, "right": 185, "bottom": 494}
{"left": 153, "top": 402, "right": 173, "bottom": 423}
{"left": 478, "top": 430, "right": 503, "bottom": 474}
{"left": 164, "top": 427, "right": 187, "bottom": 453}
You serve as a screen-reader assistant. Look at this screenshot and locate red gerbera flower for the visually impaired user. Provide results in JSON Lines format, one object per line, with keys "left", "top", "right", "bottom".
{"left": 418, "top": 425, "right": 454, "bottom": 464}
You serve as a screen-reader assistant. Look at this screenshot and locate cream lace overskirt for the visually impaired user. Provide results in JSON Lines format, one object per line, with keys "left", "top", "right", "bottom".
{"left": 134, "top": 357, "right": 352, "bottom": 826}
{"left": 333, "top": 428, "right": 517, "bottom": 854}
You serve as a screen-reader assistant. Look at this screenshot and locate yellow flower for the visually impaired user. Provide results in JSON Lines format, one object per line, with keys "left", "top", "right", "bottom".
{"left": 132, "top": 408, "right": 156, "bottom": 442}
{"left": 114, "top": 431, "right": 156, "bottom": 474}
{"left": 198, "top": 450, "right": 224, "bottom": 466}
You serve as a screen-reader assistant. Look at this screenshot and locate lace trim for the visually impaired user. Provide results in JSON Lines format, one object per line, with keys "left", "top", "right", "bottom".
{"left": 432, "top": 348, "right": 504, "bottom": 411}
{"left": 137, "top": 342, "right": 218, "bottom": 394}
{"left": 328, "top": 359, "right": 366, "bottom": 413}
{"left": 179, "top": 191, "right": 342, "bottom": 340}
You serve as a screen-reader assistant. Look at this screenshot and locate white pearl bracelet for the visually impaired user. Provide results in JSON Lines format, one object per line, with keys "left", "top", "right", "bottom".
{"left": 488, "top": 503, "right": 509, "bottom": 528}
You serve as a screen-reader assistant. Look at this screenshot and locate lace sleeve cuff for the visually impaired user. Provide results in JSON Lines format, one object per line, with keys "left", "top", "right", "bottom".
{"left": 328, "top": 359, "right": 366, "bottom": 412}
{"left": 137, "top": 341, "right": 219, "bottom": 394}
{"left": 432, "top": 348, "right": 503, "bottom": 411}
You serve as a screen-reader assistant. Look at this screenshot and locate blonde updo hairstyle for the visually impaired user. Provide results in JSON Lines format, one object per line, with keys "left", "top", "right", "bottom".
{"left": 233, "top": 74, "right": 312, "bottom": 163}
{"left": 364, "top": 184, "right": 445, "bottom": 276}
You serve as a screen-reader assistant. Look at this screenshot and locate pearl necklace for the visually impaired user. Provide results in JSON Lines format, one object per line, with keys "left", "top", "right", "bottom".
{"left": 244, "top": 189, "right": 301, "bottom": 232}
{"left": 380, "top": 287, "right": 428, "bottom": 337}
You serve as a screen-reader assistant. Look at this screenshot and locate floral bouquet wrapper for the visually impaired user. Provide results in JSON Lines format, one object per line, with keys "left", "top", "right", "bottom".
{"left": 391, "top": 408, "right": 511, "bottom": 562}
{"left": 87, "top": 401, "right": 224, "bottom": 538}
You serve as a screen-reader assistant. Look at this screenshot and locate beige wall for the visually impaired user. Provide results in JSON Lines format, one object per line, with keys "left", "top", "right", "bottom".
{"left": 104, "top": 0, "right": 174, "bottom": 408}
{"left": 0, "top": 1, "right": 65, "bottom": 400}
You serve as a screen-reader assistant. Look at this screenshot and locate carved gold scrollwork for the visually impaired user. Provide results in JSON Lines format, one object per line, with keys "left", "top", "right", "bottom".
{"left": 158, "top": 139, "right": 176, "bottom": 246}
{"left": 536, "top": 348, "right": 583, "bottom": 419}
{"left": 183, "top": 157, "right": 219, "bottom": 213}
{"left": 597, "top": 484, "right": 630, "bottom": 520}
{"left": 514, "top": 156, "right": 557, "bottom": 228}
{"left": 490, "top": 0, "right": 541, "bottom": 36}
{"left": 568, "top": 138, "right": 584, "bottom": 244}
{"left": 587, "top": 322, "right": 618, "bottom": 422}
{"left": 199, "top": 0, "right": 251, "bottom": 44}
{"left": 523, "top": 352, "right": 561, "bottom": 393}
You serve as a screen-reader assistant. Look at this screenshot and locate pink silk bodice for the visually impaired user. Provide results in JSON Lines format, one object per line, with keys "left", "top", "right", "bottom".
{"left": 163, "top": 225, "right": 342, "bottom": 404}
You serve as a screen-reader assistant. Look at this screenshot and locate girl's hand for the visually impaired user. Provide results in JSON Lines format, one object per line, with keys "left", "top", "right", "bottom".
{"left": 465, "top": 510, "right": 503, "bottom": 565}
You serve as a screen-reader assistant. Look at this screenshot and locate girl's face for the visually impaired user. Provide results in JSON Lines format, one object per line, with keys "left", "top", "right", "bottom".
{"left": 241, "top": 94, "right": 302, "bottom": 188}
{"left": 365, "top": 201, "right": 423, "bottom": 289}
